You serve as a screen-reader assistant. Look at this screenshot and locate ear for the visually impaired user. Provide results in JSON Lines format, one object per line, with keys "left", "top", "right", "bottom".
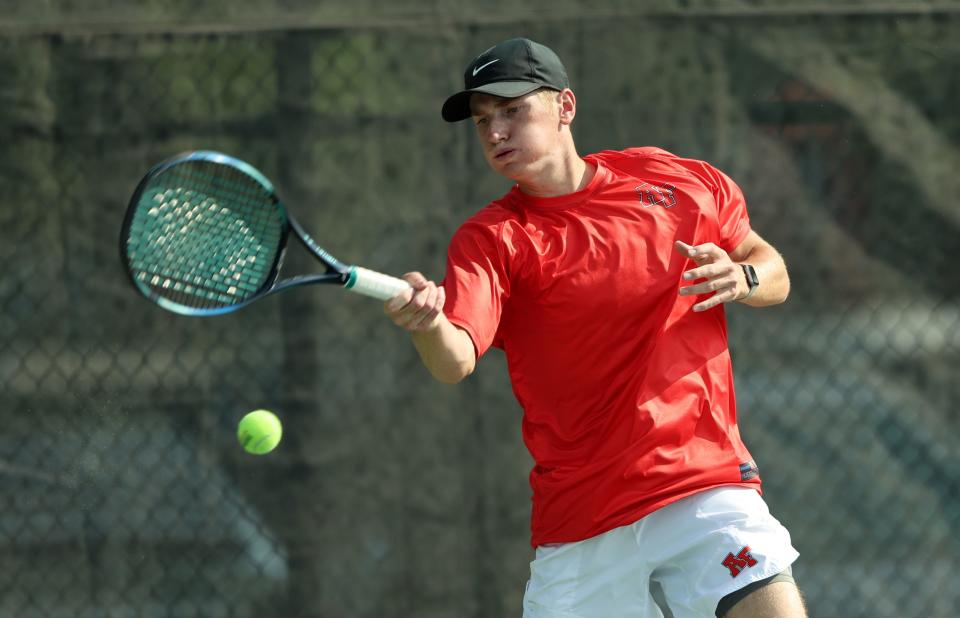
{"left": 558, "top": 88, "right": 577, "bottom": 126}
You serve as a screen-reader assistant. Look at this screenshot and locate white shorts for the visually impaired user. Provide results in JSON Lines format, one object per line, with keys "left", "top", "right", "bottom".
{"left": 522, "top": 487, "right": 799, "bottom": 618}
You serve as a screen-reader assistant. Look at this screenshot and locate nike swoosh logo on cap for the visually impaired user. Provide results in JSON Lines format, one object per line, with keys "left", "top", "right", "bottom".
{"left": 472, "top": 59, "right": 500, "bottom": 76}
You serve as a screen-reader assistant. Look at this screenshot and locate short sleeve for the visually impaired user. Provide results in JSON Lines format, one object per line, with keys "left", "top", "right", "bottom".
{"left": 441, "top": 220, "right": 511, "bottom": 359}
{"left": 697, "top": 161, "right": 751, "bottom": 252}
{"left": 595, "top": 148, "right": 751, "bottom": 253}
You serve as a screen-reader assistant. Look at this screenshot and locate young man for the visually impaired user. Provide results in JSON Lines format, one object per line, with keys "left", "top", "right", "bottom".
{"left": 385, "top": 38, "right": 807, "bottom": 618}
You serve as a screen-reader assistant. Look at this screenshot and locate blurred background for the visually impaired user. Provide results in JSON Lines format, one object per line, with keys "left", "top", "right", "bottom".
{"left": 1, "top": 1, "right": 958, "bottom": 616}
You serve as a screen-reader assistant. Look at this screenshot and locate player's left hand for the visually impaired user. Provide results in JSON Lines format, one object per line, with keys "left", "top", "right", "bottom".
{"left": 675, "top": 240, "right": 747, "bottom": 312}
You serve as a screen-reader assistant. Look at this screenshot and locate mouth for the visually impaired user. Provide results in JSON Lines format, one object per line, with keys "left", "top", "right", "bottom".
{"left": 493, "top": 148, "right": 516, "bottom": 161}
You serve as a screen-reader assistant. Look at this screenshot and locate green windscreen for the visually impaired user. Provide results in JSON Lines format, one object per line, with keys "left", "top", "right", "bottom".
{"left": 124, "top": 160, "right": 285, "bottom": 313}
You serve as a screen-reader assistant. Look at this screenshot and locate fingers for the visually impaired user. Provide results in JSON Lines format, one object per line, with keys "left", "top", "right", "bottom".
{"left": 384, "top": 272, "right": 445, "bottom": 332}
{"left": 683, "top": 281, "right": 740, "bottom": 312}
{"left": 676, "top": 241, "right": 743, "bottom": 311}
{"left": 681, "top": 262, "right": 738, "bottom": 284}
{"left": 674, "top": 240, "right": 725, "bottom": 265}
{"left": 408, "top": 284, "right": 444, "bottom": 330}
{"left": 384, "top": 272, "right": 427, "bottom": 311}
{"left": 674, "top": 240, "right": 696, "bottom": 257}
{"left": 401, "top": 271, "right": 430, "bottom": 288}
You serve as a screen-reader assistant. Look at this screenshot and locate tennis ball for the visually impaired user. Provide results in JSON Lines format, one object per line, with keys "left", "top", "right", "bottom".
{"left": 237, "top": 409, "right": 282, "bottom": 455}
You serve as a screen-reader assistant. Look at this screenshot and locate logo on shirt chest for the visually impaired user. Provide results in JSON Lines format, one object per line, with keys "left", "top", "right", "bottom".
{"left": 635, "top": 182, "right": 677, "bottom": 209}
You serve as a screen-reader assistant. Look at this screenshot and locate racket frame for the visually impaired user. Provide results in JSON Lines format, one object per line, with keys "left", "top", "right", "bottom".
{"left": 120, "top": 150, "right": 404, "bottom": 317}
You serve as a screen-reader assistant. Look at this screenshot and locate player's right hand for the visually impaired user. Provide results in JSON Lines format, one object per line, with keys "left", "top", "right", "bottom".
{"left": 384, "top": 272, "right": 446, "bottom": 332}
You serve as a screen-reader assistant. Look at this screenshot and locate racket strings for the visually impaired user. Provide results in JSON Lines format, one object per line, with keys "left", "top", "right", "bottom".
{"left": 125, "top": 161, "right": 285, "bottom": 309}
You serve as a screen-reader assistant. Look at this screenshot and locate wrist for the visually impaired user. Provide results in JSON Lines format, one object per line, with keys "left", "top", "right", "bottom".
{"left": 739, "top": 264, "right": 759, "bottom": 301}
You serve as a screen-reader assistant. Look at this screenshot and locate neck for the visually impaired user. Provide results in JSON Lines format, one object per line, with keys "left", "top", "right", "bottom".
{"left": 517, "top": 149, "right": 596, "bottom": 198}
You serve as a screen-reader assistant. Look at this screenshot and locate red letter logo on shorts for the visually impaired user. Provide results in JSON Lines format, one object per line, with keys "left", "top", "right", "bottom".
{"left": 721, "top": 546, "right": 758, "bottom": 577}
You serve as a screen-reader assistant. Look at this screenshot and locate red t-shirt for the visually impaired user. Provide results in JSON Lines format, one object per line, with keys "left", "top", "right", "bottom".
{"left": 443, "top": 147, "right": 760, "bottom": 547}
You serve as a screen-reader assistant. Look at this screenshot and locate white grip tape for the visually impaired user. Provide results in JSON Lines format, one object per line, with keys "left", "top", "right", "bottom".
{"left": 347, "top": 266, "right": 411, "bottom": 300}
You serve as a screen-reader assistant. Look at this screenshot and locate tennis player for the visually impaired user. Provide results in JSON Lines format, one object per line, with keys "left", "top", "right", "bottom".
{"left": 385, "top": 37, "right": 806, "bottom": 617}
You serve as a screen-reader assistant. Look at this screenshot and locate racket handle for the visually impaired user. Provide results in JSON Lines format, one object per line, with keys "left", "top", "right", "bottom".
{"left": 345, "top": 266, "right": 411, "bottom": 301}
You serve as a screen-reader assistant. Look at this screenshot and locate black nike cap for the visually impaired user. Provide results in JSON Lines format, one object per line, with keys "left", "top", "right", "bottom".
{"left": 441, "top": 38, "right": 569, "bottom": 123}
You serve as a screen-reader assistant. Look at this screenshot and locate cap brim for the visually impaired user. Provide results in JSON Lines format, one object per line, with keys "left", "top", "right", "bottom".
{"left": 441, "top": 81, "right": 545, "bottom": 122}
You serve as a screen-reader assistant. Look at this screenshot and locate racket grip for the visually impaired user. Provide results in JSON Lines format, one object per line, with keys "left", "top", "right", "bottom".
{"left": 345, "top": 266, "right": 411, "bottom": 301}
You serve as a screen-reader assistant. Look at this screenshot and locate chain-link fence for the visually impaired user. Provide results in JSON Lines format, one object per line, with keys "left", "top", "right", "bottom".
{"left": 2, "top": 5, "right": 958, "bottom": 617}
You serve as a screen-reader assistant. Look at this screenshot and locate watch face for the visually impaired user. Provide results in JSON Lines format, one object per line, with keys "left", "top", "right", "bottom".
{"left": 743, "top": 264, "right": 759, "bottom": 287}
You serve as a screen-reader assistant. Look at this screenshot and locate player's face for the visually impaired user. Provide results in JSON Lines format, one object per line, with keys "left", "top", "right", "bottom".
{"left": 470, "top": 90, "right": 565, "bottom": 181}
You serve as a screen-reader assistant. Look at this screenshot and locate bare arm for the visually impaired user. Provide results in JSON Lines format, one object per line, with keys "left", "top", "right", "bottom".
{"left": 727, "top": 230, "right": 790, "bottom": 306}
{"left": 410, "top": 320, "right": 476, "bottom": 384}
{"left": 384, "top": 272, "right": 476, "bottom": 384}
{"left": 676, "top": 230, "right": 790, "bottom": 311}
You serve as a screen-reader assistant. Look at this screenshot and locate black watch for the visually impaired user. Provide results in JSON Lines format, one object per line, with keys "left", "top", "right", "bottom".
{"left": 740, "top": 264, "right": 759, "bottom": 300}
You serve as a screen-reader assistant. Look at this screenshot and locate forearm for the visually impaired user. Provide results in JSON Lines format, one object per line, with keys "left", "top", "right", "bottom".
{"left": 738, "top": 243, "right": 790, "bottom": 307}
{"left": 411, "top": 317, "right": 477, "bottom": 384}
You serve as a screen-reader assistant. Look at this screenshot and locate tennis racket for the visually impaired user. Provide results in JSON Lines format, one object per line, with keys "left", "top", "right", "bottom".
{"left": 120, "top": 150, "right": 410, "bottom": 316}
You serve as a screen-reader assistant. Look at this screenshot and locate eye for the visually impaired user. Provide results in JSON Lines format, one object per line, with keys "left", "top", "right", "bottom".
{"left": 474, "top": 117, "right": 489, "bottom": 127}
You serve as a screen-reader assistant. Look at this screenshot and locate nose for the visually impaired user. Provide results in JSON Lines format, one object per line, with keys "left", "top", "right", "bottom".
{"left": 486, "top": 119, "right": 508, "bottom": 145}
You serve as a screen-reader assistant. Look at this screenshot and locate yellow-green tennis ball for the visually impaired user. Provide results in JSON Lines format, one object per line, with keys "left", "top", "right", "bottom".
{"left": 237, "top": 409, "right": 282, "bottom": 455}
